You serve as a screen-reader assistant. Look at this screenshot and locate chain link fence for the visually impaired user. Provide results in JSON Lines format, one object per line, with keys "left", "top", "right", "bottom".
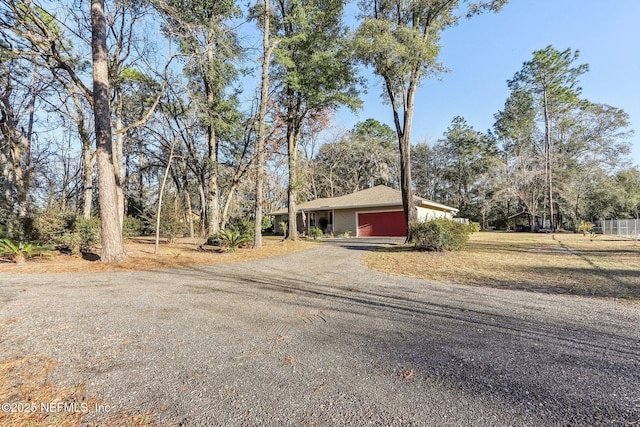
{"left": 593, "top": 219, "right": 640, "bottom": 238}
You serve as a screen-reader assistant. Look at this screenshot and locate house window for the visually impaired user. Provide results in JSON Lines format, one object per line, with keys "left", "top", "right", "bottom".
{"left": 328, "top": 211, "right": 333, "bottom": 225}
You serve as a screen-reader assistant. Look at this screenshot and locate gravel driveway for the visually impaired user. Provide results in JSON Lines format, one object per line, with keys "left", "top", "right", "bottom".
{"left": 1, "top": 240, "right": 639, "bottom": 426}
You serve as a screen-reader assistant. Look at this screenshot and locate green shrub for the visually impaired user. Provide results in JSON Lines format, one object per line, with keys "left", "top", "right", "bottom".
{"left": 409, "top": 219, "right": 471, "bottom": 251}
{"left": 469, "top": 221, "right": 481, "bottom": 233}
{"left": 32, "top": 211, "right": 100, "bottom": 253}
{"left": 159, "top": 216, "right": 185, "bottom": 242}
{"left": 75, "top": 217, "right": 101, "bottom": 250}
{"left": 217, "top": 228, "right": 252, "bottom": 252}
{"left": 142, "top": 210, "right": 185, "bottom": 243}
{"left": 32, "top": 210, "right": 70, "bottom": 244}
{"left": 0, "top": 238, "right": 55, "bottom": 263}
{"left": 53, "top": 217, "right": 101, "bottom": 255}
{"left": 59, "top": 231, "right": 83, "bottom": 255}
{"left": 228, "top": 216, "right": 255, "bottom": 238}
{"left": 123, "top": 216, "right": 144, "bottom": 238}
{"left": 261, "top": 215, "right": 273, "bottom": 233}
{"left": 309, "top": 227, "right": 323, "bottom": 240}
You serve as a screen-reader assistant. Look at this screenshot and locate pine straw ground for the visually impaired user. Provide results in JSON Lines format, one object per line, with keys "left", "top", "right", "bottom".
{"left": 0, "top": 355, "right": 155, "bottom": 426}
{"left": 0, "top": 235, "right": 316, "bottom": 274}
{"left": 1, "top": 236, "right": 315, "bottom": 426}
{"left": 364, "top": 232, "right": 640, "bottom": 301}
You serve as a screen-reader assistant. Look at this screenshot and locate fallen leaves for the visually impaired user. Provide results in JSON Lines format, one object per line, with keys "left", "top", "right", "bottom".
{"left": 400, "top": 369, "right": 415, "bottom": 380}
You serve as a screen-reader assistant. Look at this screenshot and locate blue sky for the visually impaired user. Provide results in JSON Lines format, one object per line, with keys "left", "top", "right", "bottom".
{"left": 333, "top": 0, "right": 640, "bottom": 166}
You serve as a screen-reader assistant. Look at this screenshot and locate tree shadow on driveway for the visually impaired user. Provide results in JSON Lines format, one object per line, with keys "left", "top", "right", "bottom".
{"left": 166, "top": 260, "right": 640, "bottom": 426}
{"left": 323, "top": 237, "right": 406, "bottom": 251}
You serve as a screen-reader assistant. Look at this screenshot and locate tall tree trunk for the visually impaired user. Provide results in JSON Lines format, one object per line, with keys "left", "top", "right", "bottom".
{"left": 137, "top": 139, "right": 146, "bottom": 206}
{"left": 202, "top": 41, "right": 221, "bottom": 237}
{"left": 286, "top": 124, "right": 298, "bottom": 241}
{"left": 220, "top": 184, "right": 238, "bottom": 231}
{"left": 20, "top": 69, "right": 37, "bottom": 220}
{"left": 206, "top": 123, "right": 220, "bottom": 236}
{"left": 0, "top": 150, "right": 11, "bottom": 225}
{"left": 398, "top": 130, "right": 416, "bottom": 239}
{"left": 72, "top": 89, "right": 95, "bottom": 219}
{"left": 254, "top": 0, "right": 274, "bottom": 249}
{"left": 386, "top": 74, "right": 417, "bottom": 243}
{"left": 184, "top": 190, "right": 194, "bottom": 239}
{"left": 155, "top": 138, "right": 176, "bottom": 254}
{"left": 0, "top": 82, "right": 26, "bottom": 238}
{"left": 91, "top": 0, "right": 126, "bottom": 262}
{"left": 198, "top": 179, "right": 207, "bottom": 237}
{"left": 114, "top": 93, "right": 125, "bottom": 228}
{"left": 543, "top": 87, "right": 555, "bottom": 231}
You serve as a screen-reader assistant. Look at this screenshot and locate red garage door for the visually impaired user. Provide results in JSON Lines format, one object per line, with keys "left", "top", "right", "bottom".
{"left": 357, "top": 211, "right": 407, "bottom": 237}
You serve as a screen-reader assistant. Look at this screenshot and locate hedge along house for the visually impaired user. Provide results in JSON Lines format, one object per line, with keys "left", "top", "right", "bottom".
{"left": 270, "top": 185, "right": 459, "bottom": 237}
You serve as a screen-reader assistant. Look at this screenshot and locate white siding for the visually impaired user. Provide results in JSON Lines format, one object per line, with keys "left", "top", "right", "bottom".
{"left": 416, "top": 206, "right": 453, "bottom": 222}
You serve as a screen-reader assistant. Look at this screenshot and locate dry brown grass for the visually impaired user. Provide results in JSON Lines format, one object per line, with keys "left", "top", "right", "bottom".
{"left": 364, "top": 232, "right": 640, "bottom": 300}
{"left": 0, "top": 236, "right": 315, "bottom": 274}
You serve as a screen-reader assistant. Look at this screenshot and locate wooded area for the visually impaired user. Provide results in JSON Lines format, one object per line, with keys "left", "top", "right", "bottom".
{"left": 0, "top": 0, "right": 636, "bottom": 262}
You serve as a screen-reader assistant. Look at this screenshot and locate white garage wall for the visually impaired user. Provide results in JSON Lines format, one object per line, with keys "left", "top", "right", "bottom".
{"left": 417, "top": 207, "right": 453, "bottom": 222}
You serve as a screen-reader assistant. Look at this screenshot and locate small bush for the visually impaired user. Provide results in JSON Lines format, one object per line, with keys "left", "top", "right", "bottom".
{"left": 410, "top": 219, "right": 471, "bottom": 251}
{"left": 217, "top": 228, "right": 252, "bottom": 252}
{"left": 32, "top": 210, "right": 69, "bottom": 244}
{"left": 228, "top": 217, "right": 255, "bottom": 238}
{"left": 0, "top": 239, "right": 55, "bottom": 263}
{"left": 309, "top": 227, "right": 323, "bottom": 240}
{"left": 142, "top": 211, "right": 185, "bottom": 243}
{"left": 261, "top": 215, "right": 273, "bottom": 233}
{"left": 32, "top": 211, "right": 102, "bottom": 254}
{"left": 469, "top": 222, "right": 481, "bottom": 233}
{"left": 123, "top": 216, "right": 144, "bottom": 238}
{"left": 52, "top": 217, "right": 101, "bottom": 255}
{"left": 75, "top": 217, "right": 101, "bottom": 250}
{"left": 577, "top": 220, "right": 594, "bottom": 236}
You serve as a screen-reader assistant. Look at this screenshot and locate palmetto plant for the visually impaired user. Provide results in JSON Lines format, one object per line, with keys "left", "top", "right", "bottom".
{"left": 309, "top": 227, "right": 323, "bottom": 240}
{"left": 0, "top": 239, "right": 55, "bottom": 263}
{"left": 217, "top": 229, "right": 252, "bottom": 252}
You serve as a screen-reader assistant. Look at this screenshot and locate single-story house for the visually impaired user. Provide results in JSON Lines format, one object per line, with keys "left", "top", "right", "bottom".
{"left": 270, "top": 185, "right": 459, "bottom": 237}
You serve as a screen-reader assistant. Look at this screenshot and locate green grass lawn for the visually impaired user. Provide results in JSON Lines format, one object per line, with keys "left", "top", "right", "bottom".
{"left": 364, "top": 232, "right": 640, "bottom": 300}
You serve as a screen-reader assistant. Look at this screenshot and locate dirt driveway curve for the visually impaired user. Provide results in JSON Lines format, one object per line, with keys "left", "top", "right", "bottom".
{"left": 1, "top": 240, "right": 639, "bottom": 426}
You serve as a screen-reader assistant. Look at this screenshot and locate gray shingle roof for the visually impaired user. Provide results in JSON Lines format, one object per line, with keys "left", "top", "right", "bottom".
{"left": 270, "top": 185, "right": 458, "bottom": 215}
